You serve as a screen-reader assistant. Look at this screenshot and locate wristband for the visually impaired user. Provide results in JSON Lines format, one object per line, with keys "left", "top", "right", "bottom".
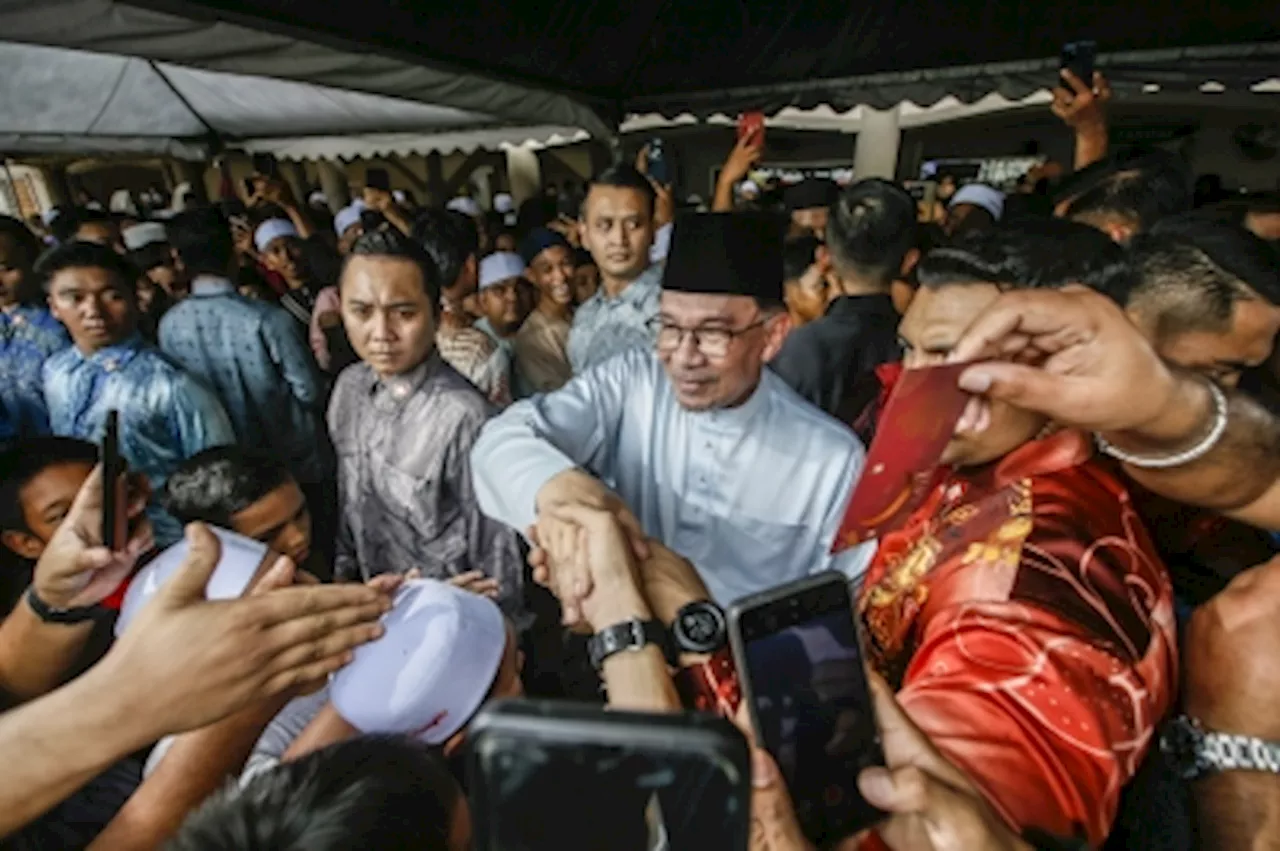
{"left": 25, "top": 587, "right": 108, "bottom": 625}
{"left": 674, "top": 645, "right": 741, "bottom": 718}
{"left": 1095, "top": 379, "right": 1227, "bottom": 469}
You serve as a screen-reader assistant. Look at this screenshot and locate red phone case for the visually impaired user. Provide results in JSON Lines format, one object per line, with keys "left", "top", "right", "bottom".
{"left": 737, "top": 111, "right": 765, "bottom": 146}
{"left": 833, "top": 363, "right": 972, "bottom": 550}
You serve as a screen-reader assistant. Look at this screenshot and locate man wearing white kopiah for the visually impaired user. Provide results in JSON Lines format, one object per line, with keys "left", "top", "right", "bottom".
{"left": 471, "top": 212, "right": 874, "bottom": 605}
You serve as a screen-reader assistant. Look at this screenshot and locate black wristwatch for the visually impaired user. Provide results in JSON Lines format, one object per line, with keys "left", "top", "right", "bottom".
{"left": 25, "top": 587, "right": 107, "bottom": 625}
{"left": 670, "top": 601, "right": 728, "bottom": 655}
{"left": 587, "top": 619, "right": 675, "bottom": 671}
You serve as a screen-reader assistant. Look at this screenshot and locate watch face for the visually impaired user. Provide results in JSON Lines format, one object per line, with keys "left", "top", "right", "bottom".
{"left": 675, "top": 603, "right": 726, "bottom": 654}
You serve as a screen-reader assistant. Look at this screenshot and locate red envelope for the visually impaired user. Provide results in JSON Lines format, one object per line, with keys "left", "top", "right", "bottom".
{"left": 833, "top": 363, "right": 971, "bottom": 551}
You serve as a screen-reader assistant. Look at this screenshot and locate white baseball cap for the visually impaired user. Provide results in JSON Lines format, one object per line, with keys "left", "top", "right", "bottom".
{"left": 478, "top": 251, "right": 525, "bottom": 290}
{"left": 330, "top": 579, "right": 507, "bottom": 745}
{"left": 254, "top": 218, "right": 300, "bottom": 253}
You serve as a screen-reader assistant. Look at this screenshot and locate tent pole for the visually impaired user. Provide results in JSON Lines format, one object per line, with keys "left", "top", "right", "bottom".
{"left": 147, "top": 60, "right": 222, "bottom": 151}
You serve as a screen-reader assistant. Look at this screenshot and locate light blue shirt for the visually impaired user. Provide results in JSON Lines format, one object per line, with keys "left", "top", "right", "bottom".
{"left": 159, "top": 277, "right": 329, "bottom": 483}
{"left": 0, "top": 305, "right": 69, "bottom": 443}
{"left": 566, "top": 264, "right": 662, "bottom": 375}
{"left": 474, "top": 316, "right": 530, "bottom": 399}
{"left": 470, "top": 347, "right": 875, "bottom": 605}
{"left": 43, "top": 335, "right": 235, "bottom": 545}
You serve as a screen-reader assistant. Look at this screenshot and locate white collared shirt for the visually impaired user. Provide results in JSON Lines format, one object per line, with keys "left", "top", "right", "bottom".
{"left": 471, "top": 348, "right": 875, "bottom": 605}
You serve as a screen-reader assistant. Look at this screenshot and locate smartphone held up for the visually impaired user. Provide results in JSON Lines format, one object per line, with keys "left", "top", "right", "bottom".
{"left": 729, "top": 572, "right": 886, "bottom": 846}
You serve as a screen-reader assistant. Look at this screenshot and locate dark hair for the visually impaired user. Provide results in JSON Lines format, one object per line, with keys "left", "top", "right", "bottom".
{"left": 782, "top": 235, "right": 821, "bottom": 283}
{"left": 1123, "top": 217, "right": 1280, "bottom": 339}
{"left": 168, "top": 208, "right": 234, "bottom": 276}
{"left": 1060, "top": 149, "right": 1192, "bottom": 236}
{"left": 168, "top": 736, "right": 461, "bottom": 851}
{"left": 48, "top": 207, "right": 80, "bottom": 244}
{"left": 0, "top": 215, "right": 42, "bottom": 270}
{"left": 584, "top": 164, "right": 656, "bottom": 219}
{"left": 825, "top": 179, "right": 918, "bottom": 288}
{"left": 410, "top": 209, "right": 478, "bottom": 289}
{"left": 345, "top": 228, "right": 442, "bottom": 308}
{"left": 0, "top": 437, "right": 98, "bottom": 534}
{"left": 163, "top": 446, "right": 294, "bottom": 528}
{"left": 34, "top": 240, "right": 139, "bottom": 295}
{"left": 918, "top": 218, "right": 1133, "bottom": 299}
{"left": 572, "top": 247, "right": 596, "bottom": 269}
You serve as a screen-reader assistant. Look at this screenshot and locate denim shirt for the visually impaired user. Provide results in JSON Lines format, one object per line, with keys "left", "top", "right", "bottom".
{"left": 0, "top": 306, "right": 69, "bottom": 444}
{"left": 159, "top": 277, "right": 330, "bottom": 483}
{"left": 43, "top": 335, "right": 235, "bottom": 545}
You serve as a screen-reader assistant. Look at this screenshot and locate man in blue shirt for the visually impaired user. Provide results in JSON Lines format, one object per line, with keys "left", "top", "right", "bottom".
{"left": 0, "top": 216, "right": 69, "bottom": 446}
{"left": 159, "top": 208, "right": 330, "bottom": 492}
{"left": 39, "top": 241, "right": 234, "bottom": 546}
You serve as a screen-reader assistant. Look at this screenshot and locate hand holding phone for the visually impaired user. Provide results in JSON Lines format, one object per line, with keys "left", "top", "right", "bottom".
{"left": 737, "top": 111, "right": 766, "bottom": 150}
{"left": 1059, "top": 40, "right": 1097, "bottom": 91}
{"left": 729, "top": 572, "right": 885, "bottom": 845}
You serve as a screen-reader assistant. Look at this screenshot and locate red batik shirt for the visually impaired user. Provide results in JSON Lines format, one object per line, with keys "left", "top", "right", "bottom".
{"left": 857, "top": 430, "right": 1177, "bottom": 846}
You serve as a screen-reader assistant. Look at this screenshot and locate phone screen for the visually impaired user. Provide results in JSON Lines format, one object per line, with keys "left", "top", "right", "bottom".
{"left": 101, "top": 410, "right": 125, "bottom": 553}
{"left": 737, "top": 576, "right": 884, "bottom": 844}
{"left": 646, "top": 139, "right": 671, "bottom": 186}
{"left": 1060, "top": 40, "right": 1097, "bottom": 86}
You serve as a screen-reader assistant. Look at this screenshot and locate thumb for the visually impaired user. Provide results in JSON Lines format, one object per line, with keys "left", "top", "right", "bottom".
{"left": 158, "top": 523, "right": 221, "bottom": 607}
{"left": 957, "top": 362, "right": 1079, "bottom": 421}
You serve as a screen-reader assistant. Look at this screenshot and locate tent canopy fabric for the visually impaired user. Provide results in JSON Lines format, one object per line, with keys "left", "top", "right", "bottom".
{"left": 147, "top": 0, "right": 1280, "bottom": 118}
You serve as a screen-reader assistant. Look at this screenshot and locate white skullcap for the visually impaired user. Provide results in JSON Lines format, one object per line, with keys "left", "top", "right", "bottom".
{"left": 949, "top": 184, "right": 1005, "bottom": 221}
{"left": 446, "top": 196, "right": 481, "bottom": 217}
{"left": 492, "top": 192, "right": 514, "bottom": 214}
{"left": 331, "top": 579, "right": 507, "bottom": 745}
{"left": 115, "top": 527, "right": 271, "bottom": 637}
{"left": 478, "top": 251, "right": 525, "bottom": 290}
{"left": 122, "top": 222, "right": 167, "bottom": 251}
{"left": 333, "top": 200, "right": 366, "bottom": 237}
{"left": 109, "top": 190, "right": 138, "bottom": 217}
{"left": 41, "top": 208, "right": 61, "bottom": 226}
{"left": 739, "top": 179, "right": 760, "bottom": 197}
{"left": 254, "top": 218, "right": 300, "bottom": 253}
{"left": 308, "top": 191, "right": 328, "bottom": 207}
{"left": 392, "top": 190, "right": 407, "bottom": 204}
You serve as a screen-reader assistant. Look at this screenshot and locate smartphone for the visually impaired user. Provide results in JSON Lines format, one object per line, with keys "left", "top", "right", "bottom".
{"left": 729, "top": 572, "right": 885, "bottom": 846}
{"left": 114, "top": 527, "right": 272, "bottom": 636}
{"left": 1060, "top": 40, "right": 1097, "bottom": 87}
{"left": 365, "top": 167, "right": 391, "bottom": 193}
{"left": 738, "top": 111, "right": 766, "bottom": 148}
{"left": 646, "top": 138, "right": 671, "bottom": 186}
{"left": 101, "top": 410, "right": 126, "bottom": 553}
{"left": 467, "top": 699, "right": 750, "bottom": 851}
{"left": 359, "top": 209, "right": 386, "bottom": 233}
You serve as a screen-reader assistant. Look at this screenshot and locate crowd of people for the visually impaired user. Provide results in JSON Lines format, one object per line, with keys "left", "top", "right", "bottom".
{"left": 1, "top": 69, "right": 1279, "bottom": 850}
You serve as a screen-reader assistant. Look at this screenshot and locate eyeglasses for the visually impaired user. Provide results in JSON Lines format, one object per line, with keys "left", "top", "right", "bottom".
{"left": 648, "top": 316, "right": 768, "bottom": 358}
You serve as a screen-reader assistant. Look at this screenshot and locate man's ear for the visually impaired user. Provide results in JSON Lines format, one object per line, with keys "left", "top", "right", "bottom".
{"left": 1, "top": 529, "right": 43, "bottom": 561}
{"left": 761, "top": 311, "right": 794, "bottom": 364}
{"left": 899, "top": 248, "right": 921, "bottom": 278}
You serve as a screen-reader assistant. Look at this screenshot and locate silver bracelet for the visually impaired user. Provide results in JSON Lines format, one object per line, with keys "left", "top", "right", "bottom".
{"left": 1094, "top": 380, "right": 1228, "bottom": 469}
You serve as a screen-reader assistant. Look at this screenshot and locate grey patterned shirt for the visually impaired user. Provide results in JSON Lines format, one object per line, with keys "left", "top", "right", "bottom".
{"left": 566, "top": 263, "right": 663, "bottom": 374}
{"left": 327, "top": 353, "right": 524, "bottom": 612}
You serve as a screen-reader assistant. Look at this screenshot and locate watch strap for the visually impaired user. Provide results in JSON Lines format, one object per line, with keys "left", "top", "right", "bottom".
{"left": 1197, "top": 730, "right": 1280, "bottom": 775}
{"left": 587, "top": 619, "right": 672, "bottom": 670}
{"left": 25, "top": 587, "right": 107, "bottom": 625}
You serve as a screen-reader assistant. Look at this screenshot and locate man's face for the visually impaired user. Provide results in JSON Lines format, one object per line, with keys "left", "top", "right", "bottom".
{"left": 656, "top": 291, "right": 790, "bottom": 411}
{"left": 230, "top": 478, "right": 312, "bottom": 569}
{"left": 784, "top": 263, "right": 830, "bottom": 326}
{"left": 76, "top": 222, "right": 123, "bottom": 253}
{"left": 527, "top": 245, "right": 574, "bottom": 308}
{"left": 48, "top": 266, "right": 136, "bottom": 353}
{"left": 341, "top": 256, "right": 437, "bottom": 378}
{"left": 791, "top": 207, "right": 829, "bottom": 240}
{"left": 262, "top": 237, "right": 306, "bottom": 284}
{"left": 1, "top": 461, "right": 95, "bottom": 560}
{"left": 477, "top": 279, "right": 521, "bottom": 333}
{"left": 579, "top": 186, "right": 654, "bottom": 283}
{"left": 0, "top": 233, "right": 32, "bottom": 308}
{"left": 1149, "top": 299, "right": 1280, "bottom": 388}
{"left": 900, "top": 284, "right": 1047, "bottom": 467}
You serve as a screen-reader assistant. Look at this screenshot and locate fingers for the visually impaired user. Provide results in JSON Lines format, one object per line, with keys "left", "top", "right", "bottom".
{"left": 947, "top": 289, "right": 1083, "bottom": 364}
{"left": 858, "top": 764, "right": 933, "bottom": 813}
{"left": 954, "top": 395, "right": 992, "bottom": 435}
{"left": 158, "top": 523, "right": 222, "bottom": 606}
{"left": 957, "top": 362, "right": 1085, "bottom": 423}
{"left": 366, "top": 573, "right": 407, "bottom": 595}
{"left": 251, "top": 555, "right": 298, "bottom": 596}
{"left": 264, "top": 618, "right": 386, "bottom": 677}
{"left": 749, "top": 749, "right": 813, "bottom": 850}
{"left": 247, "top": 582, "right": 388, "bottom": 630}
{"left": 260, "top": 595, "right": 389, "bottom": 659}
{"left": 1058, "top": 67, "right": 1090, "bottom": 97}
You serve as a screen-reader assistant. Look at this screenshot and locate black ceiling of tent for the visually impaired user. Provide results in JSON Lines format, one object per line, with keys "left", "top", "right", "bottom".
{"left": 144, "top": 0, "right": 1279, "bottom": 108}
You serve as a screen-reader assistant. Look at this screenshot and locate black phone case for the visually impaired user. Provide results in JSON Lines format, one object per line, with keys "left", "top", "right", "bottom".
{"left": 101, "top": 410, "right": 122, "bottom": 551}
{"left": 467, "top": 699, "right": 750, "bottom": 851}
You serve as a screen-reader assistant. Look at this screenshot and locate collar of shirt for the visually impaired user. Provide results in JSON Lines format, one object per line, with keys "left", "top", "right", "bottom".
{"left": 588, "top": 263, "right": 662, "bottom": 309}
{"left": 72, "top": 333, "right": 146, "bottom": 373}
{"left": 190, "top": 275, "right": 236, "bottom": 297}
{"left": 366, "top": 351, "right": 442, "bottom": 411}
{"left": 825, "top": 292, "right": 898, "bottom": 321}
